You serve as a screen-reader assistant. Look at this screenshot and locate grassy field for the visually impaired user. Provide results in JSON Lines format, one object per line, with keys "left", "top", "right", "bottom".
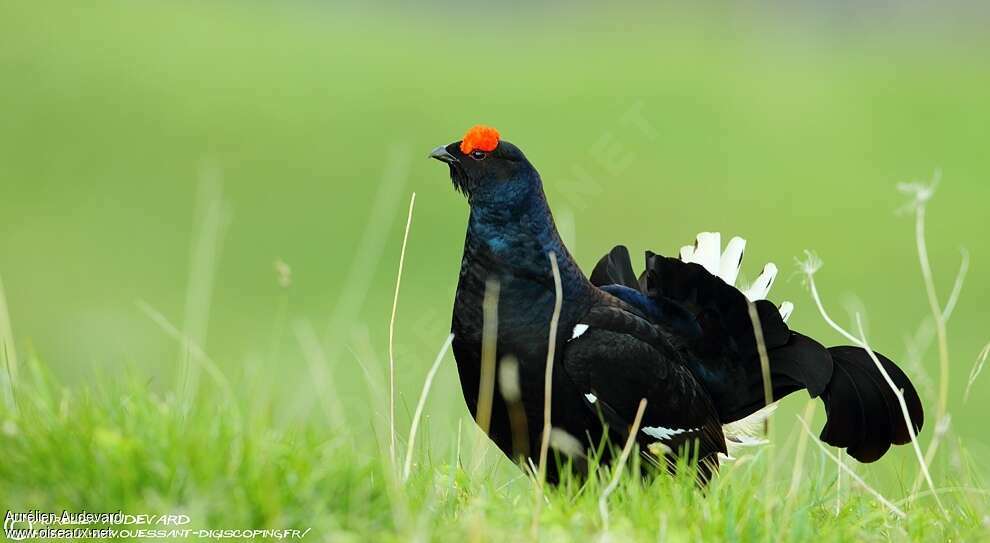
{"left": 2, "top": 0, "right": 989, "bottom": 540}
{"left": 3, "top": 357, "right": 988, "bottom": 541}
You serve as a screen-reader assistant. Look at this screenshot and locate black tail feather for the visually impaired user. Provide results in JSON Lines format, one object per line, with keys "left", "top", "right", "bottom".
{"left": 590, "top": 245, "right": 640, "bottom": 290}
{"left": 820, "top": 347, "right": 924, "bottom": 462}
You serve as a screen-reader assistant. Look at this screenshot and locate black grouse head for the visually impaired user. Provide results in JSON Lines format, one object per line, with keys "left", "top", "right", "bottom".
{"left": 430, "top": 125, "right": 540, "bottom": 206}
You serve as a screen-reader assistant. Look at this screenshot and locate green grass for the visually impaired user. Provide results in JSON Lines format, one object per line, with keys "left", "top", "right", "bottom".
{"left": 2, "top": 350, "right": 988, "bottom": 541}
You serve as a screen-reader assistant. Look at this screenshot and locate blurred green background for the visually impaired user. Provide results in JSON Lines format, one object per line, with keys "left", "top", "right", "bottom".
{"left": 2, "top": 1, "right": 988, "bottom": 474}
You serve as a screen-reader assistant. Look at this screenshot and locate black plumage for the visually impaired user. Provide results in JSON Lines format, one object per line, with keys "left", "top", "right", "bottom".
{"left": 430, "top": 126, "right": 924, "bottom": 482}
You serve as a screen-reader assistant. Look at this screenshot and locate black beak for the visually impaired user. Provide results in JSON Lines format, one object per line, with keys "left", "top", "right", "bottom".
{"left": 429, "top": 146, "right": 457, "bottom": 164}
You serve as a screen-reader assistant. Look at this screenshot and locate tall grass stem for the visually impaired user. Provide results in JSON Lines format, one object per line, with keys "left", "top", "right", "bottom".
{"left": 388, "top": 191, "right": 416, "bottom": 470}
{"left": 403, "top": 333, "right": 455, "bottom": 482}
{"left": 532, "top": 252, "right": 564, "bottom": 536}
{"left": 796, "top": 416, "right": 905, "bottom": 518}
{"left": 599, "top": 398, "right": 649, "bottom": 533}
{"left": 0, "top": 273, "right": 17, "bottom": 411}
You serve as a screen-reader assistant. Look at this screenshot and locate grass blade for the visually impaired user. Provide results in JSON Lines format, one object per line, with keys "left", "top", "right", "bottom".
{"left": 402, "top": 333, "right": 454, "bottom": 482}
{"left": 0, "top": 273, "right": 17, "bottom": 411}
{"left": 388, "top": 191, "right": 416, "bottom": 470}
{"left": 532, "top": 251, "right": 564, "bottom": 536}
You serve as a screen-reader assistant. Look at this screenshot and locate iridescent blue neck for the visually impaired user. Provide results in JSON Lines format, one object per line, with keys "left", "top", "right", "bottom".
{"left": 466, "top": 182, "right": 591, "bottom": 301}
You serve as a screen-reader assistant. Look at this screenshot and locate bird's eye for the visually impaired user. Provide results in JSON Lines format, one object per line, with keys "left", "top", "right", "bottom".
{"left": 470, "top": 150, "right": 487, "bottom": 160}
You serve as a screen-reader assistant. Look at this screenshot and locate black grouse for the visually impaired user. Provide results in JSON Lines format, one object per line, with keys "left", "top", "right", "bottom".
{"left": 430, "top": 124, "right": 924, "bottom": 482}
